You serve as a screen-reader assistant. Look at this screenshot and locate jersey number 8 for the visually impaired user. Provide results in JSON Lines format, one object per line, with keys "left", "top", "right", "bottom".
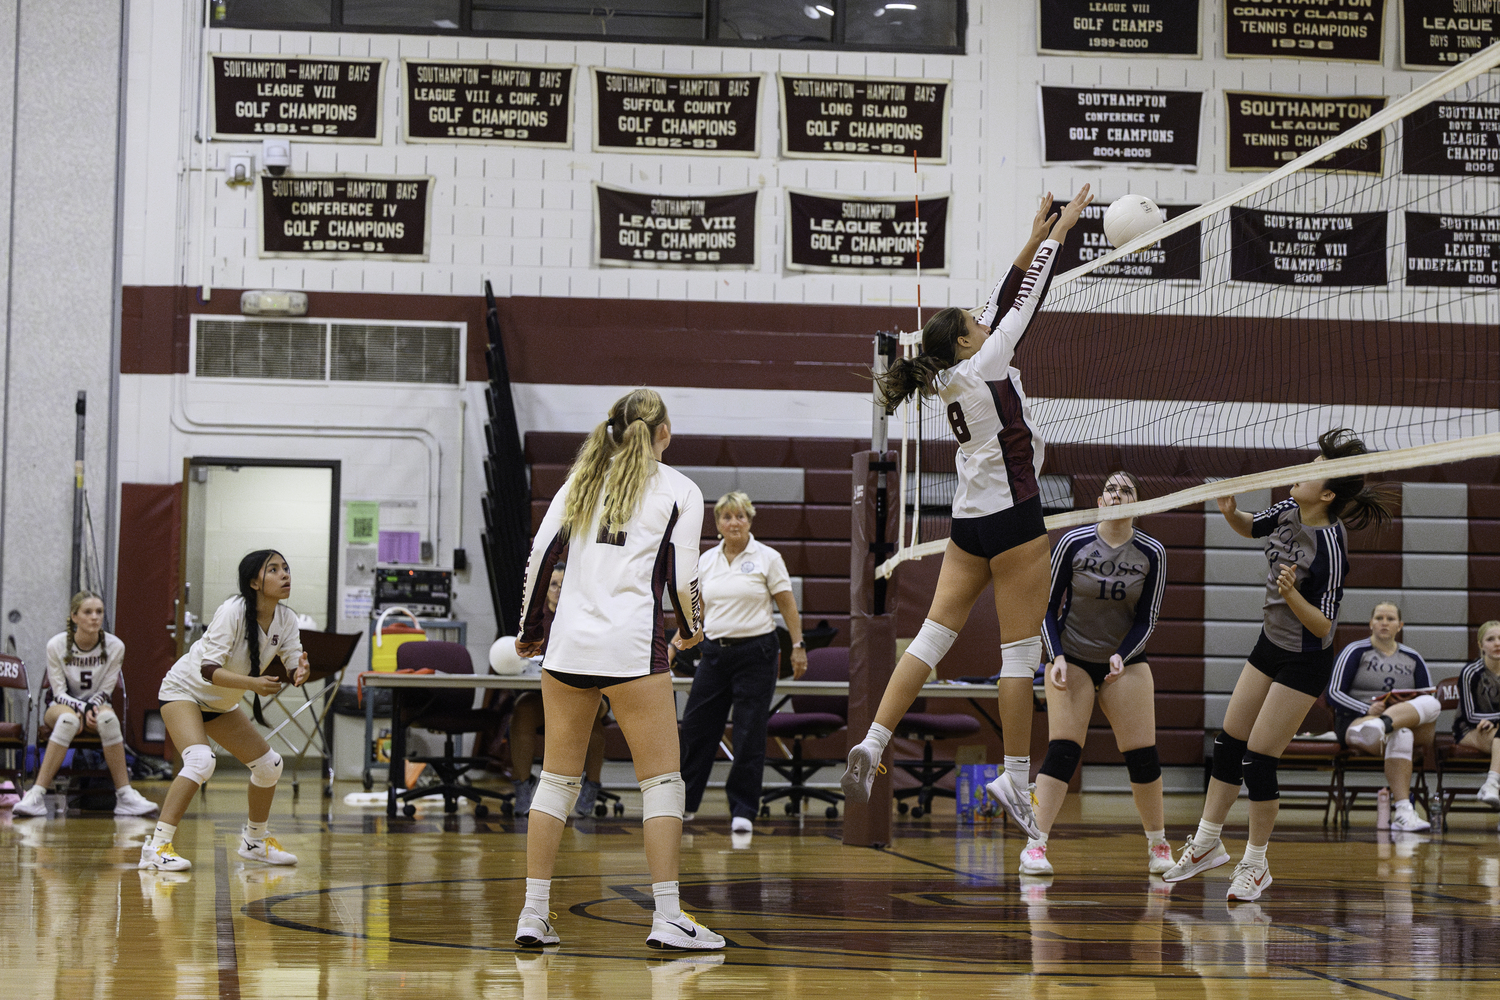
{"left": 946, "top": 402, "right": 972, "bottom": 443}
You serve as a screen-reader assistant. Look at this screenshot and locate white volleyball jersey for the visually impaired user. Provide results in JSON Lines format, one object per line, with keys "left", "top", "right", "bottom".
{"left": 521, "top": 460, "right": 704, "bottom": 677}
{"left": 157, "top": 597, "right": 305, "bottom": 713}
{"left": 45, "top": 632, "right": 125, "bottom": 712}
{"left": 937, "top": 239, "right": 1058, "bottom": 518}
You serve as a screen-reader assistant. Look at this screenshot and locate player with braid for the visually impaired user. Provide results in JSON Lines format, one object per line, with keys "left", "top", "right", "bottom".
{"left": 11, "top": 591, "right": 157, "bottom": 818}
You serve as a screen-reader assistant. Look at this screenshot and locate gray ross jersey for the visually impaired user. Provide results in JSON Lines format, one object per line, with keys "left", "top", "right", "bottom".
{"left": 1251, "top": 499, "right": 1348, "bottom": 652}
{"left": 1043, "top": 526, "right": 1166, "bottom": 664}
{"left": 1327, "top": 641, "right": 1430, "bottom": 717}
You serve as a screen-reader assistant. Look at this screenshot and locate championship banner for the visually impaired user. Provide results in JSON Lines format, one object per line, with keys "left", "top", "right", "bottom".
{"left": 1224, "top": 0, "right": 1384, "bottom": 62}
{"left": 1229, "top": 207, "right": 1387, "bottom": 286}
{"left": 211, "top": 54, "right": 385, "bottom": 143}
{"left": 594, "top": 185, "right": 758, "bottom": 269}
{"left": 1039, "top": 86, "right": 1203, "bottom": 167}
{"left": 1053, "top": 200, "right": 1202, "bottom": 280}
{"left": 592, "top": 69, "right": 760, "bottom": 155}
{"left": 779, "top": 75, "right": 950, "bottom": 163}
{"left": 785, "top": 190, "right": 949, "bottom": 274}
{"left": 1402, "top": 100, "right": 1500, "bottom": 175}
{"left": 1405, "top": 212, "right": 1500, "bottom": 287}
{"left": 260, "top": 175, "right": 432, "bottom": 261}
{"left": 1400, "top": 0, "right": 1500, "bottom": 69}
{"left": 401, "top": 60, "right": 573, "bottom": 146}
{"left": 1037, "top": 0, "right": 1202, "bottom": 57}
{"left": 1225, "top": 91, "right": 1386, "bottom": 173}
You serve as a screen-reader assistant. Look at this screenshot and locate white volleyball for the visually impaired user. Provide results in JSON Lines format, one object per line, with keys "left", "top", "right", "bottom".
{"left": 489, "top": 635, "right": 530, "bottom": 675}
{"left": 1102, "top": 195, "right": 1166, "bottom": 248}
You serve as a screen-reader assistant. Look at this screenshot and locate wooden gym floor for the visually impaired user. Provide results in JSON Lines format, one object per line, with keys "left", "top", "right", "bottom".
{"left": 4, "top": 781, "right": 1499, "bottom": 999}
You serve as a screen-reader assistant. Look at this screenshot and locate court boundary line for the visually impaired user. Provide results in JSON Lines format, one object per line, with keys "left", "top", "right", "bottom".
{"left": 214, "top": 841, "right": 242, "bottom": 1000}
{"left": 1284, "top": 965, "right": 1416, "bottom": 1000}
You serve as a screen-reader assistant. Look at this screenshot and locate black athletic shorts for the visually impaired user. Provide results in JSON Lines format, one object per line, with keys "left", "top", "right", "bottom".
{"left": 950, "top": 495, "right": 1047, "bottom": 560}
{"left": 1246, "top": 630, "right": 1338, "bottom": 697}
{"left": 545, "top": 668, "right": 650, "bottom": 690}
{"left": 1066, "top": 655, "right": 1148, "bottom": 688}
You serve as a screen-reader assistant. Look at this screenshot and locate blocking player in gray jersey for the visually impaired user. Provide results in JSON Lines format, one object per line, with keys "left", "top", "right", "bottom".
{"left": 1455, "top": 620, "right": 1500, "bottom": 813}
{"left": 1328, "top": 603, "right": 1438, "bottom": 831}
{"left": 844, "top": 187, "right": 1093, "bottom": 843}
{"left": 1023, "top": 471, "right": 1169, "bottom": 877}
{"left": 10, "top": 591, "right": 158, "bottom": 819}
{"left": 1164, "top": 428, "right": 1395, "bottom": 902}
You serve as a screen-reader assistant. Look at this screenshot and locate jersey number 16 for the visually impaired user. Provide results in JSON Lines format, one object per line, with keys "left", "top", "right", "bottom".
{"left": 1097, "top": 580, "right": 1126, "bottom": 601}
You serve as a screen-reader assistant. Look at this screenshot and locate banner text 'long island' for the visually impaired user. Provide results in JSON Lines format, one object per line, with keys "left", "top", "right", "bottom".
{"left": 260, "top": 175, "right": 433, "bottom": 261}
{"left": 595, "top": 185, "right": 757, "bottom": 269}
{"left": 780, "top": 75, "right": 950, "bottom": 163}
{"left": 1230, "top": 207, "right": 1387, "bottom": 286}
{"left": 786, "top": 191, "right": 949, "bottom": 274}
{"left": 1038, "top": 0, "right": 1202, "bottom": 56}
{"left": 402, "top": 60, "right": 573, "bottom": 146}
{"left": 593, "top": 69, "right": 760, "bottom": 156}
{"left": 1040, "top": 86, "right": 1202, "bottom": 166}
{"left": 211, "top": 54, "right": 385, "bottom": 143}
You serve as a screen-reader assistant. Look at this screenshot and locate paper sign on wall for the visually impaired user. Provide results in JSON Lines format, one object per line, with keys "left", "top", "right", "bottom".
{"left": 346, "top": 501, "right": 379, "bottom": 544}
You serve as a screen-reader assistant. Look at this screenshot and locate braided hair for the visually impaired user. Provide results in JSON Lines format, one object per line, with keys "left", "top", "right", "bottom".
{"left": 238, "top": 549, "right": 285, "bottom": 677}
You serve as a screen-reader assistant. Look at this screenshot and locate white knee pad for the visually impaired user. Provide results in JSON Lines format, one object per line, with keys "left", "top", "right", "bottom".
{"left": 907, "top": 619, "right": 958, "bottom": 669}
{"left": 1000, "top": 635, "right": 1044, "bottom": 680}
{"left": 94, "top": 708, "right": 124, "bottom": 748}
{"left": 1410, "top": 694, "right": 1441, "bottom": 726}
{"left": 247, "top": 749, "right": 283, "bottom": 788}
{"left": 48, "top": 711, "right": 82, "bottom": 748}
{"left": 531, "top": 770, "right": 582, "bottom": 821}
{"left": 179, "top": 744, "right": 217, "bottom": 785}
{"left": 1385, "top": 727, "right": 1415, "bottom": 762}
{"left": 640, "top": 771, "right": 686, "bottom": 821}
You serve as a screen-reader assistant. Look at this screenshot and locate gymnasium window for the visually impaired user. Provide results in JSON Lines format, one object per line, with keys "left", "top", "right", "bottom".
{"left": 211, "top": 0, "right": 966, "bottom": 53}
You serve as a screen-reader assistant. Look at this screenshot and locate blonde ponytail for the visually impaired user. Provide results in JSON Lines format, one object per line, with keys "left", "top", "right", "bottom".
{"left": 562, "top": 388, "right": 669, "bottom": 539}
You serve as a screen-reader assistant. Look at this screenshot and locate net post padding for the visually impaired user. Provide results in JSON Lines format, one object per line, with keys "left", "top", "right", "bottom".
{"left": 847, "top": 449, "right": 899, "bottom": 847}
{"left": 1053, "top": 38, "right": 1500, "bottom": 288}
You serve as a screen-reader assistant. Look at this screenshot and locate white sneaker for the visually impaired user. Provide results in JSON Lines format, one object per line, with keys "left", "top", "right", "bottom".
{"left": 1478, "top": 778, "right": 1500, "bottom": 810}
{"left": 1226, "top": 859, "right": 1272, "bottom": 902}
{"left": 647, "top": 911, "right": 726, "bottom": 950}
{"left": 985, "top": 772, "right": 1041, "bottom": 839}
{"left": 1391, "top": 803, "right": 1431, "bottom": 832}
{"left": 730, "top": 816, "right": 753, "bottom": 834}
{"left": 10, "top": 785, "right": 47, "bottom": 818}
{"left": 238, "top": 832, "right": 297, "bottom": 865}
{"left": 1148, "top": 839, "right": 1174, "bottom": 875}
{"left": 1161, "top": 838, "right": 1231, "bottom": 883}
{"left": 1344, "top": 718, "right": 1386, "bottom": 755}
{"left": 113, "top": 786, "right": 160, "bottom": 817}
{"left": 841, "top": 744, "right": 883, "bottom": 805}
{"left": 1019, "top": 838, "right": 1053, "bottom": 875}
{"left": 514, "top": 909, "right": 560, "bottom": 947}
{"left": 139, "top": 840, "right": 192, "bottom": 871}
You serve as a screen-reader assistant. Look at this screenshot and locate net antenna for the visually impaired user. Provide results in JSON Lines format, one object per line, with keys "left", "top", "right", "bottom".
{"left": 879, "top": 40, "right": 1500, "bottom": 579}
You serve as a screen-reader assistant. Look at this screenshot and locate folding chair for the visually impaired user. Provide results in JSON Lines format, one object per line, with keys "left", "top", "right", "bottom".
{"left": 258, "top": 630, "right": 362, "bottom": 798}
{"left": 0, "top": 655, "right": 30, "bottom": 785}
{"left": 1434, "top": 676, "right": 1497, "bottom": 831}
{"left": 36, "top": 679, "right": 129, "bottom": 800}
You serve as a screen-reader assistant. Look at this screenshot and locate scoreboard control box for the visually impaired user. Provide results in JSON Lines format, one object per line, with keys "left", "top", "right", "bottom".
{"left": 374, "top": 567, "right": 452, "bottom": 618}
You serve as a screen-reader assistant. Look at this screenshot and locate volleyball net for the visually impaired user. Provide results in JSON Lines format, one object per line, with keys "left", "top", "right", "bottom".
{"left": 878, "top": 41, "right": 1500, "bottom": 579}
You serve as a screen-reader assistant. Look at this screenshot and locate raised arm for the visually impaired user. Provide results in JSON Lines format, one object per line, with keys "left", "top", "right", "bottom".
{"left": 974, "top": 194, "right": 1057, "bottom": 330}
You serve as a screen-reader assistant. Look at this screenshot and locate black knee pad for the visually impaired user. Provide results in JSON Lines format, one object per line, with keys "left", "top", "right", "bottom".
{"left": 1123, "top": 745, "right": 1161, "bottom": 785}
{"left": 1211, "top": 732, "right": 1248, "bottom": 786}
{"left": 1039, "top": 739, "right": 1083, "bottom": 784}
{"left": 1242, "top": 750, "right": 1280, "bottom": 802}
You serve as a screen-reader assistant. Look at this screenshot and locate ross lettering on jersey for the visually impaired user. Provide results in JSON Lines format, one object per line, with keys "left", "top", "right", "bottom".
{"left": 1076, "top": 555, "right": 1147, "bottom": 578}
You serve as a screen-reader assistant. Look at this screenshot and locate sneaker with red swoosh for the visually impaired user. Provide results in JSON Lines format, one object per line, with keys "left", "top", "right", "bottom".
{"left": 1226, "top": 859, "right": 1273, "bottom": 902}
{"left": 1161, "top": 838, "right": 1230, "bottom": 883}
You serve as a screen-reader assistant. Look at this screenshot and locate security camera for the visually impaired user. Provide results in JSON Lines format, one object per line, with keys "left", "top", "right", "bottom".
{"left": 262, "top": 138, "right": 291, "bottom": 176}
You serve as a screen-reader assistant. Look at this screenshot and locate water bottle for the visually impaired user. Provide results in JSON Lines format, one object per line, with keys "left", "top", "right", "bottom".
{"left": 957, "top": 768, "right": 972, "bottom": 822}
{"left": 1376, "top": 787, "right": 1391, "bottom": 830}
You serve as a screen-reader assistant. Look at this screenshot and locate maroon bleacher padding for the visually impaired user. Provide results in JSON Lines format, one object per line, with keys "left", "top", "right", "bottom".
{"left": 1136, "top": 512, "right": 1206, "bottom": 546}
{"left": 1346, "top": 552, "right": 1402, "bottom": 588}
{"left": 1148, "top": 657, "right": 1205, "bottom": 692}
{"left": 529, "top": 464, "right": 569, "bottom": 499}
{"left": 804, "top": 469, "right": 854, "bottom": 504}
{"left": 1473, "top": 485, "right": 1500, "bottom": 518}
{"left": 1471, "top": 593, "right": 1500, "bottom": 625}
{"left": 800, "top": 579, "right": 851, "bottom": 615}
{"left": 1471, "top": 520, "right": 1500, "bottom": 554}
{"left": 1163, "top": 549, "right": 1204, "bottom": 583}
{"left": 709, "top": 503, "right": 849, "bottom": 541}
{"left": 1347, "top": 519, "right": 1402, "bottom": 553}
{"left": 1147, "top": 620, "right": 1205, "bottom": 656}
{"left": 1161, "top": 584, "right": 1204, "bottom": 620}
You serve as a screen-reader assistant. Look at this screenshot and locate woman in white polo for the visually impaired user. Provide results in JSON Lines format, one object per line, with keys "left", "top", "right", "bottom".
{"left": 678, "top": 491, "right": 806, "bottom": 832}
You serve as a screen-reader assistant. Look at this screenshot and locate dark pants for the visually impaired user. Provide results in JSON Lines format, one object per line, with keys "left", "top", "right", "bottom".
{"left": 679, "top": 633, "right": 779, "bottom": 820}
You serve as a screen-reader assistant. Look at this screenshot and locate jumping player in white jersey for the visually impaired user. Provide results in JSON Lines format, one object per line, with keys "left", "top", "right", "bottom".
{"left": 1327, "top": 602, "right": 1438, "bottom": 831}
{"left": 10, "top": 591, "right": 158, "bottom": 818}
{"left": 1023, "top": 471, "right": 1169, "bottom": 877}
{"left": 1164, "top": 429, "right": 1394, "bottom": 901}
{"left": 140, "top": 550, "right": 309, "bottom": 872}
{"left": 842, "top": 186, "right": 1093, "bottom": 839}
{"left": 513, "top": 388, "right": 724, "bottom": 952}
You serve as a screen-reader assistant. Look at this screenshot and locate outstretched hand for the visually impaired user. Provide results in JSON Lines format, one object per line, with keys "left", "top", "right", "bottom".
{"left": 1030, "top": 192, "right": 1058, "bottom": 245}
{"left": 1050, "top": 183, "right": 1093, "bottom": 240}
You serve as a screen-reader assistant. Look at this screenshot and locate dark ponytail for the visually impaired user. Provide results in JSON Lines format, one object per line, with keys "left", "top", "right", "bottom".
{"left": 1317, "top": 428, "right": 1397, "bottom": 531}
{"left": 872, "top": 307, "right": 967, "bottom": 412}
{"left": 238, "top": 549, "right": 285, "bottom": 724}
